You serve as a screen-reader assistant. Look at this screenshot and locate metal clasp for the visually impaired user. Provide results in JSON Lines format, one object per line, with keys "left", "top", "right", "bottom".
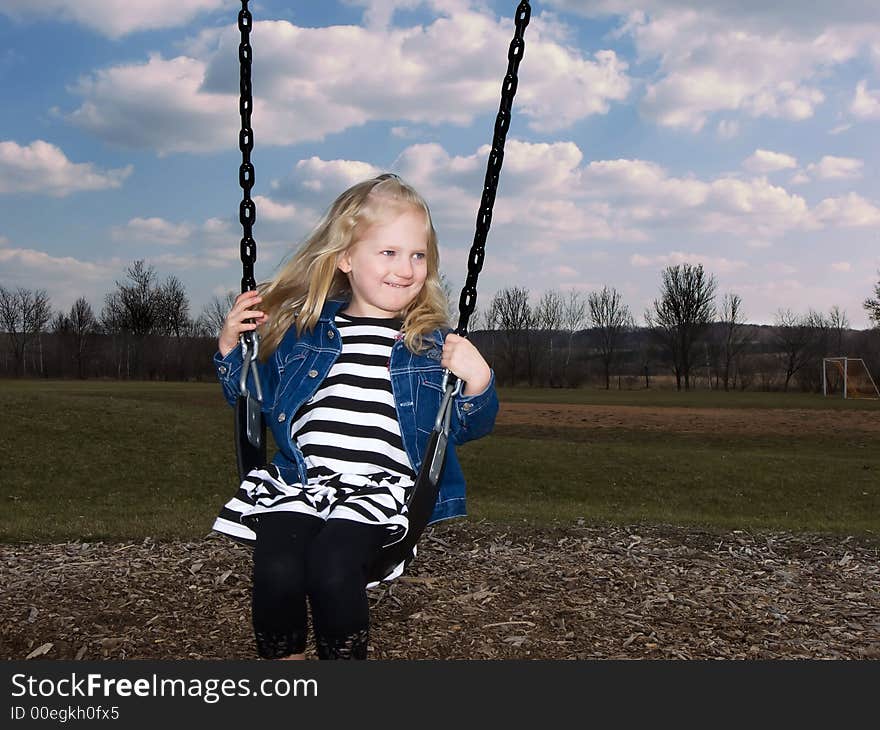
{"left": 238, "top": 332, "right": 264, "bottom": 448}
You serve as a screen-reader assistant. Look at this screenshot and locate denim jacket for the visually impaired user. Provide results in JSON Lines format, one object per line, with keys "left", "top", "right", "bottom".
{"left": 213, "top": 298, "right": 499, "bottom": 524}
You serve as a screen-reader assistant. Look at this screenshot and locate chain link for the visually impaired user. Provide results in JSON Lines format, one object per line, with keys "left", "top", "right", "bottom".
{"left": 238, "top": 1, "right": 257, "bottom": 298}
{"left": 455, "top": 1, "right": 531, "bottom": 337}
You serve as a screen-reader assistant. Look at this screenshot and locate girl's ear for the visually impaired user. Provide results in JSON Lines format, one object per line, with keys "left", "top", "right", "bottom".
{"left": 336, "top": 248, "right": 352, "bottom": 274}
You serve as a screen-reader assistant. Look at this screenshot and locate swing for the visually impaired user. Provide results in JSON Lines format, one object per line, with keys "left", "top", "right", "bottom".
{"left": 232, "top": 0, "right": 531, "bottom": 583}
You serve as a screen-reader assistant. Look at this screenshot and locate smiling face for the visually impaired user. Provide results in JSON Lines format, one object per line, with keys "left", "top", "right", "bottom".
{"left": 336, "top": 205, "right": 430, "bottom": 318}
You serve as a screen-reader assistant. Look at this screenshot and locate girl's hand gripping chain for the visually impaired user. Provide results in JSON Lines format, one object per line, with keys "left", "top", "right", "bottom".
{"left": 440, "top": 333, "right": 492, "bottom": 396}
{"left": 219, "top": 291, "right": 270, "bottom": 358}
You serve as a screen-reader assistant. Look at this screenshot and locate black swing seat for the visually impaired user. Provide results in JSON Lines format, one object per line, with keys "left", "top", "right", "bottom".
{"left": 234, "top": 369, "right": 456, "bottom": 585}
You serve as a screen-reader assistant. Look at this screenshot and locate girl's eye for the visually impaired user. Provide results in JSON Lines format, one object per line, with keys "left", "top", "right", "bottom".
{"left": 381, "top": 250, "right": 426, "bottom": 260}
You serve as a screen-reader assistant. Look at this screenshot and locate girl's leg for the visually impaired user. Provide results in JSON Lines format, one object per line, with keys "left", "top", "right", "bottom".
{"left": 305, "top": 520, "right": 388, "bottom": 660}
{"left": 251, "top": 512, "right": 324, "bottom": 660}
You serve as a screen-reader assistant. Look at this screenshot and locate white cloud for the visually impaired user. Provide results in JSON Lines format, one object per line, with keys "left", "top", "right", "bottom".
{"left": 149, "top": 252, "right": 228, "bottom": 270}
{"left": 252, "top": 196, "right": 307, "bottom": 224}
{"left": 543, "top": 1, "right": 880, "bottom": 31}
{"left": 716, "top": 120, "right": 740, "bottom": 139}
{"left": 68, "top": 11, "right": 631, "bottom": 154}
{"left": 112, "top": 218, "right": 194, "bottom": 246}
{"left": 542, "top": 2, "right": 879, "bottom": 132}
{"left": 68, "top": 55, "right": 235, "bottom": 156}
{"left": 766, "top": 262, "right": 797, "bottom": 275}
{"left": 814, "top": 194, "right": 880, "bottom": 228}
{"left": 702, "top": 177, "right": 812, "bottom": 237}
{"left": 390, "top": 126, "right": 421, "bottom": 139}
{"left": 850, "top": 80, "right": 880, "bottom": 120}
{"left": 0, "top": 0, "right": 225, "bottom": 38}
{"left": 634, "top": 12, "right": 853, "bottom": 130}
{"left": 110, "top": 216, "right": 241, "bottom": 258}
{"left": 343, "top": 0, "right": 433, "bottom": 29}
{"left": 807, "top": 156, "right": 863, "bottom": 180}
{"left": 629, "top": 251, "right": 747, "bottom": 273}
{"left": 255, "top": 141, "right": 874, "bottom": 312}
{"left": 0, "top": 243, "right": 119, "bottom": 312}
{"left": 550, "top": 265, "right": 580, "bottom": 278}
{"left": 831, "top": 261, "right": 852, "bottom": 272}
{"left": 0, "top": 140, "right": 131, "bottom": 197}
{"left": 744, "top": 149, "right": 798, "bottom": 174}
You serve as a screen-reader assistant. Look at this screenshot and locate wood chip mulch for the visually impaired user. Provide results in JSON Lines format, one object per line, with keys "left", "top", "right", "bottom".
{"left": 2, "top": 522, "right": 878, "bottom": 660}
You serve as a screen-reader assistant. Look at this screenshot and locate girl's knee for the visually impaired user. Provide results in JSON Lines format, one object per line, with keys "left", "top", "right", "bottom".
{"left": 305, "top": 548, "right": 362, "bottom": 598}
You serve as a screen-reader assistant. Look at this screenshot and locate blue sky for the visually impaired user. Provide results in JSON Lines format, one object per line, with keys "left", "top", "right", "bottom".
{"left": 1, "top": 0, "right": 878, "bottom": 328}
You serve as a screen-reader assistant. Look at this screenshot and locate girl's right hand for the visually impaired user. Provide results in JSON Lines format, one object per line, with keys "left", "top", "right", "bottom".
{"left": 218, "top": 291, "right": 269, "bottom": 357}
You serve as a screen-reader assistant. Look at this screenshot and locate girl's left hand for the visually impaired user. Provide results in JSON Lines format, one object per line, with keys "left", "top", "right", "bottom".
{"left": 441, "top": 333, "right": 492, "bottom": 396}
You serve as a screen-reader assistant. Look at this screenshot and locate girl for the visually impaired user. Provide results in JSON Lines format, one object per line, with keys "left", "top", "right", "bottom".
{"left": 212, "top": 174, "right": 499, "bottom": 660}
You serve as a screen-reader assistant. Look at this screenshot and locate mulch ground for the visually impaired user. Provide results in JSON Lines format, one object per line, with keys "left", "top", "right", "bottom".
{"left": 3, "top": 521, "right": 878, "bottom": 660}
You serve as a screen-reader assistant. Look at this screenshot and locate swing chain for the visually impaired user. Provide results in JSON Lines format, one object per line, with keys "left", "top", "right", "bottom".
{"left": 238, "top": 1, "right": 258, "bottom": 310}
{"left": 455, "top": 0, "right": 531, "bottom": 338}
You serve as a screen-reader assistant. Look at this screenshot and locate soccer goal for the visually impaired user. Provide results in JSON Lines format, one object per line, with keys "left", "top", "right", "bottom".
{"left": 822, "top": 357, "right": 880, "bottom": 399}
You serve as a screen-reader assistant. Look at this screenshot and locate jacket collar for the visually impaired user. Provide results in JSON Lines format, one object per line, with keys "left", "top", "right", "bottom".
{"left": 318, "top": 298, "right": 349, "bottom": 322}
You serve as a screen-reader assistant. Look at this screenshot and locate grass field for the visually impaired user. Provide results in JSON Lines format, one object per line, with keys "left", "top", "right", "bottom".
{"left": 1, "top": 379, "right": 878, "bottom": 542}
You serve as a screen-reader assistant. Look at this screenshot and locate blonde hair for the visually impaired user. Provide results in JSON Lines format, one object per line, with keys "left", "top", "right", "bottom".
{"left": 257, "top": 174, "right": 450, "bottom": 360}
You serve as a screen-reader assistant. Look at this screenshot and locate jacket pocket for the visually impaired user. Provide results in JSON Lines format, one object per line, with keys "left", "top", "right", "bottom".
{"left": 415, "top": 372, "right": 445, "bottom": 435}
{"left": 273, "top": 350, "right": 309, "bottom": 410}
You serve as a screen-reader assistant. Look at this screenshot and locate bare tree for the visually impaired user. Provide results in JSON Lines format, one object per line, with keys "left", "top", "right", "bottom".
{"left": 0, "top": 286, "right": 52, "bottom": 375}
{"left": 439, "top": 272, "right": 458, "bottom": 326}
{"left": 588, "top": 286, "right": 633, "bottom": 389}
{"left": 719, "top": 292, "right": 748, "bottom": 391}
{"left": 155, "top": 275, "right": 192, "bottom": 338}
{"left": 560, "top": 289, "right": 588, "bottom": 386}
{"left": 101, "top": 260, "right": 161, "bottom": 377}
{"left": 864, "top": 271, "right": 880, "bottom": 328}
{"left": 197, "top": 291, "right": 237, "bottom": 338}
{"left": 828, "top": 305, "right": 849, "bottom": 356}
{"left": 51, "top": 311, "right": 70, "bottom": 334}
{"left": 533, "top": 289, "right": 564, "bottom": 386}
{"left": 488, "top": 286, "right": 532, "bottom": 386}
{"left": 645, "top": 263, "right": 717, "bottom": 390}
{"left": 773, "top": 309, "right": 828, "bottom": 391}
{"left": 68, "top": 297, "right": 97, "bottom": 378}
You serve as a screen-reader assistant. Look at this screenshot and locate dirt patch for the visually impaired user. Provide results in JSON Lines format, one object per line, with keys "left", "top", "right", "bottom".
{"left": 497, "top": 403, "right": 880, "bottom": 437}
{"left": 2, "top": 522, "right": 878, "bottom": 660}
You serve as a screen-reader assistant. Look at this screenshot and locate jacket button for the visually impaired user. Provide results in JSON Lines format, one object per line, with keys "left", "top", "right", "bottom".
{"left": 328, "top": 331, "right": 335, "bottom": 339}
{"left": 218, "top": 365, "right": 227, "bottom": 374}
{"left": 277, "top": 413, "right": 286, "bottom": 422}
{"left": 462, "top": 402, "right": 473, "bottom": 412}
{"left": 308, "top": 369, "right": 319, "bottom": 378}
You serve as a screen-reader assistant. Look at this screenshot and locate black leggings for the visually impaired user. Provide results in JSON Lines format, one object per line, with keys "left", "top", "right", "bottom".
{"left": 250, "top": 512, "right": 388, "bottom": 660}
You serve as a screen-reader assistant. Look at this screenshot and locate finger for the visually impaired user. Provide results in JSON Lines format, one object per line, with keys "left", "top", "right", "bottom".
{"left": 233, "top": 291, "right": 262, "bottom": 313}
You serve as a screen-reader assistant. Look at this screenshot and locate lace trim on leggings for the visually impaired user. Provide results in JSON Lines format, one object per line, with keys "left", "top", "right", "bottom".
{"left": 315, "top": 628, "right": 369, "bottom": 660}
{"left": 255, "top": 629, "right": 307, "bottom": 659}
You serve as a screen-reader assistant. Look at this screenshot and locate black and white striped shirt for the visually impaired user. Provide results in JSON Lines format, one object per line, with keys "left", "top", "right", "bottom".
{"left": 291, "top": 312, "right": 417, "bottom": 483}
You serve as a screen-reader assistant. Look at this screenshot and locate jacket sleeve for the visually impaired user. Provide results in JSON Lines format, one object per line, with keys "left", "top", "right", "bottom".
{"left": 449, "top": 368, "right": 499, "bottom": 446}
{"left": 213, "top": 344, "right": 279, "bottom": 412}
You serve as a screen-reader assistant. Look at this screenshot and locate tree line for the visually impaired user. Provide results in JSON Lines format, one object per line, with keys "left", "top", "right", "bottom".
{"left": 2, "top": 260, "right": 880, "bottom": 391}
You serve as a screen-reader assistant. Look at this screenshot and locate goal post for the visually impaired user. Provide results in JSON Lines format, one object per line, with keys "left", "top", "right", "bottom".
{"left": 822, "top": 357, "right": 880, "bottom": 399}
